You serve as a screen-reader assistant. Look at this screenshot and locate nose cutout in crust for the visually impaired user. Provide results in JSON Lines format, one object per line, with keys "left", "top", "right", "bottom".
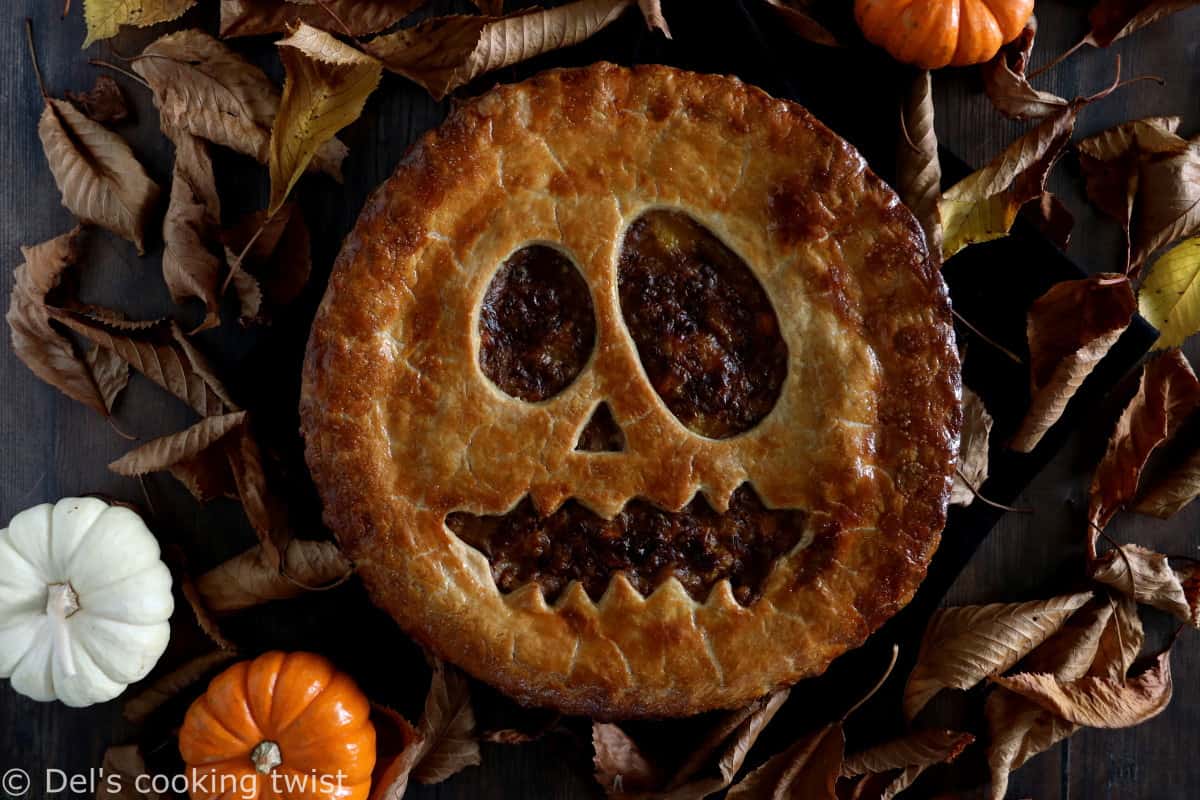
{"left": 617, "top": 210, "right": 788, "bottom": 439}
{"left": 479, "top": 244, "right": 597, "bottom": 402}
{"left": 575, "top": 402, "right": 625, "bottom": 452}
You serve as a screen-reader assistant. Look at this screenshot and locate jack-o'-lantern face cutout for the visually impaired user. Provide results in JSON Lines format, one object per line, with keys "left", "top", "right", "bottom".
{"left": 449, "top": 209, "right": 800, "bottom": 606}
{"left": 301, "top": 64, "right": 960, "bottom": 718}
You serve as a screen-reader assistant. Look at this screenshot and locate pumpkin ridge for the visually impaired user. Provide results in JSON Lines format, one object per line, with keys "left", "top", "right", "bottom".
{"left": 187, "top": 698, "right": 259, "bottom": 762}
{"left": 265, "top": 653, "right": 338, "bottom": 736}
{"left": 1, "top": 519, "right": 53, "bottom": 582}
{"left": 246, "top": 651, "right": 286, "bottom": 737}
{"left": 274, "top": 672, "right": 370, "bottom": 744}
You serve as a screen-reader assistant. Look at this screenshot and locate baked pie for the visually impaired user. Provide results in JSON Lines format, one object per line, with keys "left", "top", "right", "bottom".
{"left": 301, "top": 63, "right": 960, "bottom": 718}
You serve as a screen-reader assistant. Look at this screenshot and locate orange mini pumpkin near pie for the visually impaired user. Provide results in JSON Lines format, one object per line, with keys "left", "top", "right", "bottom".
{"left": 301, "top": 63, "right": 961, "bottom": 719}
{"left": 179, "top": 652, "right": 376, "bottom": 800}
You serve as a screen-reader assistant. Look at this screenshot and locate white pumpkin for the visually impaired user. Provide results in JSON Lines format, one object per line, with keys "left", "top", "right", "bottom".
{"left": 0, "top": 497, "right": 173, "bottom": 707}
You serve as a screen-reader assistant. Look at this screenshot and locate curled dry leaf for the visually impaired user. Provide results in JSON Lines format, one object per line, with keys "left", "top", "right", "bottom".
{"left": 897, "top": 71, "right": 942, "bottom": 260}
{"left": 132, "top": 29, "right": 346, "bottom": 180}
{"left": 368, "top": 0, "right": 633, "bottom": 101}
{"left": 1087, "top": 349, "right": 1200, "bottom": 539}
{"left": 123, "top": 650, "right": 236, "bottom": 724}
{"left": 97, "top": 745, "right": 159, "bottom": 800}
{"left": 1135, "top": 441, "right": 1200, "bottom": 518}
{"left": 163, "top": 129, "right": 223, "bottom": 331}
{"left": 38, "top": 97, "right": 160, "bottom": 254}
{"left": 1130, "top": 137, "right": 1200, "bottom": 272}
{"left": 1091, "top": 593, "right": 1145, "bottom": 682}
{"left": 1077, "top": 117, "right": 1187, "bottom": 270}
{"left": 636, "top": 0, "right": 671, "bottom": 37}
{"left": 370, "top": 704, "right": 423, "bottom": 800}
{"left": 1138, "top": 236, "right": 1200, "bottom": 350}
{"left": 993, "top": 649, "right": 1173, "bottom": 729}
{"left": 223, "top": 204, "right": 313, "bottom": 320}
{"left": 196, "top": 539, "right": 353, "bottom": 613}
{"left": 950, "top": 387, "right": 992, "bottom": 505}
{"left": 725, "top": 723, "right": 843, "bottom": 800}
{"left": 83, "top": 0, "right": 198, "bottom": 47}
{"left": 220, "top": 0, "right": 428, "bottom": 38}
{"left": 1022, "top": 192, "right": 1074, "bottom": 251}
{"left": 840, "top": 729, "right": 974, "bottom": 800}
{"left": 6, "top": 226, "right": 111, "bottom": 417}
{"left": 85, "top": 344, "right": 130, "bottom": 412}
{"left": 269, "top": 24, "right": 382, "bottom": 215}
{"left": 411, "top": 660, "right": 482, "bottom": 784}
{"left": 1010, "top": 274, "right": 1136, "bottom": 453}
{"left": 981, "top": 19, "right": 1067, "bottom": 122}
{"left": 1090, "top": 544, "right": 1200, "bottom": 627}
{"left": 108, "top": 411, "right": 247, "bottom": 478}
{"left": 65, "top": 75, "right": 129, "bottom": 124}
{"left": 49, "top": 312, "right": 236, "bottom": 417}
{"left": 593, "top": 724, "right": 660, "bottom": 795}
{"left": 1083, "top": 0, "right": 1200, "bottom": 47}
{"left": 902, "top": 591, "right": 1091, "bottom": 720}
{"left": 762, "top": 0, "right": 841, "bottom": 46}
{"left": 939, "top": 103, "right": 1079, "bottom": 260}
{"left": 225, "top": 423, "right": 291, "bottom": 567}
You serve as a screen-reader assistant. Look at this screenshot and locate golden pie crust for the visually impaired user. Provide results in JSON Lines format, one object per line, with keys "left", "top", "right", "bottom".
{"left": 301, "top": 63, "right": 961, "bottom": 719}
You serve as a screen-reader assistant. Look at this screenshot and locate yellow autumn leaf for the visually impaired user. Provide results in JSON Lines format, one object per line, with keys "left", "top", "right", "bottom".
{"left": 268, "top": 24, "right": 382, "bottom": 215}
{"left": 940, "top": 192, "right": 1021, "bottom": 258}
{"left": 1139, "top": 236, "right": 1200, "bottom": 350}
{"left": 82, "top": 0, "right": 198, "bottom": 48}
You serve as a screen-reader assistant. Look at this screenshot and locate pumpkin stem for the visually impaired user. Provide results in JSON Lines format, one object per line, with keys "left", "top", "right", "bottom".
{"left": 250, "top": 741, "right": 283, "bottom": 775}
{"left": 46, "top": 582, "right": 81, "bottom": 677}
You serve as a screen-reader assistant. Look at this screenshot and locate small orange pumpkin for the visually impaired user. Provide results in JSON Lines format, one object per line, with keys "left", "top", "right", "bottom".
{"left": 854, "top": 0, "right": 1035, "bottom": 69}
{"left": 179, "top": 652, "right": 376, "bottom": 800}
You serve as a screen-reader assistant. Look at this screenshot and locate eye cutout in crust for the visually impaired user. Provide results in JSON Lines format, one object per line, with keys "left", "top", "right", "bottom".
{"left": 617, "top": 209, "right": 789, "bottom": 439}
{"left": 479, "top": 244, "right": 597, "bottom": 402}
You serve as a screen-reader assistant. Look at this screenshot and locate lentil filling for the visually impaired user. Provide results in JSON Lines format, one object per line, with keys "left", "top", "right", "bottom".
{"left": 446, "top": 485, "right": 807, "bottom": 605}
{"left": 618, "top": 209, "right": 788, "bottom": 439}
{"left": 479, "top": 244, "right": 596, "bottom": 402}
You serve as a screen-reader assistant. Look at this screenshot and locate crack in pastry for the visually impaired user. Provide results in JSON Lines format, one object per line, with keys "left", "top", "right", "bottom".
{"left": 446, "top": 484, "right": 810, "bottom": 605}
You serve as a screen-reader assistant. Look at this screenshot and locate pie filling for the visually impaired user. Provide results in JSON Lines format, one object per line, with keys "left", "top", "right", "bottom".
{"left": 618, "top": 210, "right": 788, "bottom": 439}
{"left": 446, "top": 484, "right": 808, "bottom": 605}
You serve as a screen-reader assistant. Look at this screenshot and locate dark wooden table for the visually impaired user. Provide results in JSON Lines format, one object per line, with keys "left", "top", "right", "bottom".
{"left": 2, "top": 2, "right": 1198, "bottom": 798}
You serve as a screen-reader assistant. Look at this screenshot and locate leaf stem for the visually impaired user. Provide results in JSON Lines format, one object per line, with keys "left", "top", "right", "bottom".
{"left": 1028, "top": 37, "right": 1086, "bottom": 82}
{"left": 843, "top": 644, "right": 899, "bottom": 721}
{"left": 954, "top": 468, "right": 1033, "bottom": 513}
{"left": 222, "top": 213, "right": 274, "bottom": 295}
{"left": 314, "top": 0, "right": 359, "bottom": 43}
{"left": 951, "top": 308, "right": 1023, "bottom": 364}
{"left": 25, "top": 18, "right": 48, "bottom": 99}
{"left": 88, "top": 59, "right": 152, "bottom": 90}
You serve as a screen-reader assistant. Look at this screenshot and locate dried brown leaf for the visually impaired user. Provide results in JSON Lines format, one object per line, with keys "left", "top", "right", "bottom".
{"left": 1131, "top": 139, "right": 1200, "bottom": 272}
{"left": 50, "top": 313, "right": 236, "bottom": 417}
{"left": 981, "top": 19, "right": 1067, "bottom": 122}
{"left": 269, "top": 24, "right": 381, "bottom": 215}
{"left": 1021, "top": 598, "right": 1115, "bottom": 680}
{"left": 133, "top": 29, "right": 346, "bottom": 179}
{"left": 985, "top": 689, "right": 1077, "bottom": 800}
{"left": 762, "top": 0, "right": 841, "bottom": 46}
{"left": 951, "top": 387, "right": 992, "bottom": 505}
{"left": 1077, "top": 117, "right": 1186, "bottom": 269}
{"left": 83, "top": 0, "right": 198, "bottom": 47}
{"left": 220, "top": 0, "right": 427, "bottom": 38}
{"left": 1090, "top": 594, "right": 1144, "bottom": 681}
{"left": 993, "top": 650, "right": 1173, "bottom": 728}
{"left": 1135, "top": 442, "right": 1200, "bottom": 517}
{"left": 897, "top": 71, "right": 942, "bottom": 259}
{"left": 66, "top": 75, "right": 129, "bottom": 124}
{"left": 1010, "top": 274, "right": 1136, "bottom": 452}
{"left": 225, "top": 423, "right": 291, "bottom": 567}
{"left": 84, "top": 343, "right": 129, "bottom": 412}
{"left": 6, "top": 227, "right": 110, "bottom": 416}
{"left": 108, "top": 411, "right": 247, "bottom": 477}
{"left": 222, "top": 203, "right": 312, "bottom": 317}
{"left": 163, "top": 129, "right": 223, "bottom": 331}
{"left": 839, "top": 729, "right": 973, "bottom": 800}
{"left": 370, "top": 704, "right": 424, "bottom": 800}
{"left": 939, "top": 103, "right": 1080, "bottom": 259}
{"left": 97, "top": 745, "right": 159, "bottom": 800}
{"left": 368, "top": 0, "right": 632, "bottom": 101}
{"left": 726, "top": 723, "right": 843, "bottom": 800}
{"left": 1083, "top": 0, "right": 1200, "bottom": 47}
{"left": 1091, "top": 544, "right": 1199, "bottom": 627}
{"left": 38, "top": 98, "right": 160, "bottom": 254}
{"left": 593, "top": 723, "right": 660, "bottom": 795}
{"left": 1087, "top": 349, "right": 1200, "bottom": 538}
{"left": 903, "top": 591, "right": 1092, "bottom": 720}
{"left": 1022, "top": 192, "right": 1074, "bottom": 251}
{"left": 636, "top": 0, "right": 670, "bottom": 37}
{"left": 195, "top": 539, "right": 352, "bottom": 613}
{"left": 411, "top": 660, "right": 481, "bottom": 784}
{"left": 123, "top": 650, "right": 236, "bottom": 724}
